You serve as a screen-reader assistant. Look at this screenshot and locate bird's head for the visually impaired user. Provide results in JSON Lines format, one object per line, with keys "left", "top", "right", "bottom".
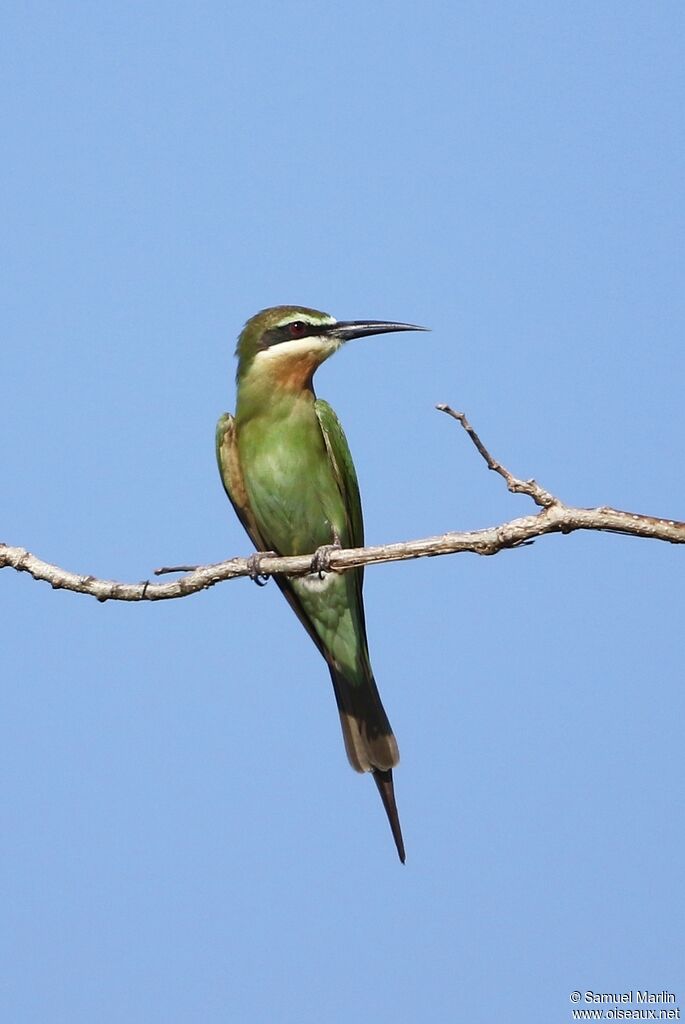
{"left": 235, "top": 305, "right": 427, "bottom": 392}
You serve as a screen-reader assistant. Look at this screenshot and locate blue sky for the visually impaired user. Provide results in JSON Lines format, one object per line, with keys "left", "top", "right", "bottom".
{"left": 2, "top": 2, "right": 684, "bottom": 1021}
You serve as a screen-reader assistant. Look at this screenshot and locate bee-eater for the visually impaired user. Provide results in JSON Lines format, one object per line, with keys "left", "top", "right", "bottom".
{"left": 216, "top": 305, "right": 426, "bottom": 862}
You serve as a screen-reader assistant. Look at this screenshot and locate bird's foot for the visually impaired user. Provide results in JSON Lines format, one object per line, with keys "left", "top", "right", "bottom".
{"left": 310, "top": 540, "right": 342, "bottom": 579}
{"left": 247, "top": 551, "right": 278, "bottom": 587}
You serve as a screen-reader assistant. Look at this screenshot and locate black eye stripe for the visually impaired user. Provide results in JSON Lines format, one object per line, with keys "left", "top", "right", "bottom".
{"left": 261, "top": 321, "right": 326, "bottom": 348}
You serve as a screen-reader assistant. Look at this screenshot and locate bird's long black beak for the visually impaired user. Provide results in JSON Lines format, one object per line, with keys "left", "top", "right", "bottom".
{"left": 329, "top": 320, "right": 429, "bottom": 342}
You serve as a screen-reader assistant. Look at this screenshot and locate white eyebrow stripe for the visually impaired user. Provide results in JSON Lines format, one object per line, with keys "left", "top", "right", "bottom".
{"left": 273, "top": 312, "right": 337, "bottom": 329}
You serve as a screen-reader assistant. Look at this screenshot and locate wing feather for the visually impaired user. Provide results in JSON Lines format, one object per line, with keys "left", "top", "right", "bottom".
{"left": 215, "top": 413, "right": 268, "bottom": 551}
{"left": 313, "top": 399, "right": 364, "bottom": 551}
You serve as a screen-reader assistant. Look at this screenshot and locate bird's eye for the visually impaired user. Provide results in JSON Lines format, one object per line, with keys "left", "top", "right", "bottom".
{"left": 288, "top": 321, "right": 307, "bottom": 338}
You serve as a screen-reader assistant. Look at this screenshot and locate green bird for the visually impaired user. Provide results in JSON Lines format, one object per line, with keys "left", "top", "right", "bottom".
{"left": 216, "top": 305, "right": 426, "bottom": 862}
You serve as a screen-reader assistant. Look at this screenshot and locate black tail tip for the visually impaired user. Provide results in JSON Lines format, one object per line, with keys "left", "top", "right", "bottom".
{"left": 373, "top": 769, "right": 406, "bottom": 864}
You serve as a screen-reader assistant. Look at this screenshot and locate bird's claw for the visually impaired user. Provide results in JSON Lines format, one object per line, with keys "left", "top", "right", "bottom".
{"left": 247, "top": 551, "right": 277, "bottom": 587}
{"left": 310, "top": 541, "right": 342, "bottom": 579}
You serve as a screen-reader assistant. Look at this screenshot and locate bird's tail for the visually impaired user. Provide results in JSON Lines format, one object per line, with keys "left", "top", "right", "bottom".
{"left": 329, "top": 667, "right": 405, "bottom": 863}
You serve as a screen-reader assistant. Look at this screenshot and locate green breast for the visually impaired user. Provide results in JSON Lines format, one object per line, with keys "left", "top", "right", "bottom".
{"left": 238, "top": 404, "right": 347, "bottom": 557}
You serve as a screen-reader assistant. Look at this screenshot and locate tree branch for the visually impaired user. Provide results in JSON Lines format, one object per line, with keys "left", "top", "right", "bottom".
{"left": 2, "top": 407, "right": 683, "bottom": 603}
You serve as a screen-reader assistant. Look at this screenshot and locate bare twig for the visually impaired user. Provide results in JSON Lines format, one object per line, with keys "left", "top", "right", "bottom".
{"left": 2, "top": 409, "right": 683, "bottom": 603}
{"left": 436, "top": 404, "right": 558, "bottom": 507}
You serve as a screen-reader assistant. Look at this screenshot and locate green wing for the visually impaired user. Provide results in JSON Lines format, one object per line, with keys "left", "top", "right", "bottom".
{"left": 215, "top": 412, "right": 268, "bottom": 552}
{"left": 314, "top": 401, "right": 399, "bottom": 782}
{"left": 313, "top": 399, "right": 364, "bottom": 552}
{"left": 313, "top": 397, "right": 376, "bottom": 680}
